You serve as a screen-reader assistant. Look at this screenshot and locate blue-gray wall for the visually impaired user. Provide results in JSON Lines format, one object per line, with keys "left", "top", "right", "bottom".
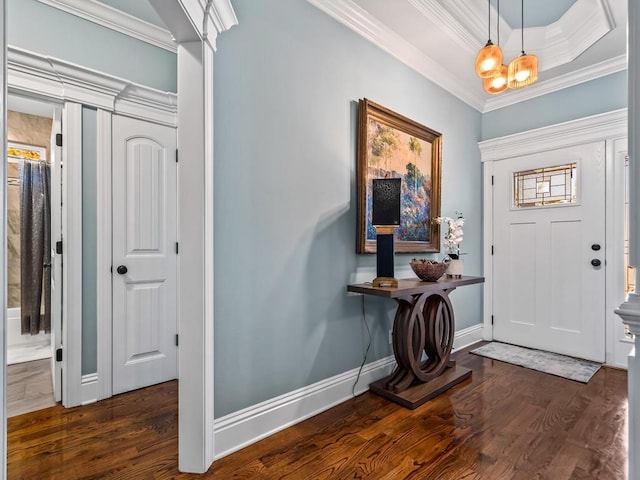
{"left": 8, "top": 0, "right": 176, "bottom": 92}
{"left": 213, "top": 0, "right": 483, "bottom": 417}
{"left": 82, "top": 107, "right": 97, "bottom": 375}
{"left": 482, "top": 71, "right": 627, "bottom": 140}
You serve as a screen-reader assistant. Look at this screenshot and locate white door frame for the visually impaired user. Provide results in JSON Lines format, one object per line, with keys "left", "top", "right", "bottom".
{"left": 1, "top": 1, "right": 7, "bottom": 477}
{"left": 61, "top": 101, "right": 83, "bottom": 407}
{"left": 479, "top": 109, "right": 628, "bottom": 365}
{"left": 96, "top": 109, "right": 112, "bottom": 401}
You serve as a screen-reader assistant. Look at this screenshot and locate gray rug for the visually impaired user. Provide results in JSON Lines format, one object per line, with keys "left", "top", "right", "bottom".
{"left": 471, "top": 342, "right": 601, "bottom": 383}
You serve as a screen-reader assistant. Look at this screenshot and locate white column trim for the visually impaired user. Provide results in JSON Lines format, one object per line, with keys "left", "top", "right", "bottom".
{"left": 96, "top": 109, "right": 112, "bottom": 401}
{"left": 482, "top": 161, "right": 494, "bottom": 341}
{"left": 62, "top": 102, "right": 83, "bottom": 407}
{"left": 176, "top": 40, "right": 208, "bottom": 474}
{"left": 203, "top": 42, "right": 215, "bottom": 468}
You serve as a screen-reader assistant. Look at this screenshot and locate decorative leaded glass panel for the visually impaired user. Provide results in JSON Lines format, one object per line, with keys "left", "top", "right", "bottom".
{"left": 513, "top": 163, "right": 577, "bottom": 208}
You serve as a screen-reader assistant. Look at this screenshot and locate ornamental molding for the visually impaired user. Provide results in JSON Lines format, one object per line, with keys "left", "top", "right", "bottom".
{"left": 37, "top": 0, "right": 176, "bottom": 52}
{"left": 616, "top": 293, "right": 640, "bottom": 336}
{"left": 152, "top": 0, "right": 238, "bottom": 50}
{"left": 8, "top": 46, "right": 177, "bottom": 126}
{"left": 478, "top": 108, "right": 627, "bottom": 162}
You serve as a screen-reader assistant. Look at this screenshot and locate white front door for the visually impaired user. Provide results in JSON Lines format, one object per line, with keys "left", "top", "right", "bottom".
{"left": 112, "top": 116, "right": 178, "bottom": 395}
{"left": 492, "top": 142, "right": 606, "bottom": 362}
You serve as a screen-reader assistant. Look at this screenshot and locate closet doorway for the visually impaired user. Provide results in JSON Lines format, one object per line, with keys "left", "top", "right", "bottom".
{"left": 6, "top": 94, "right": 63, "bottom": 417}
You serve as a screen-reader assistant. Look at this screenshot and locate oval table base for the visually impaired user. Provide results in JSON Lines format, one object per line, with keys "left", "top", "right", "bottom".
{"left": 373, "top": 288, "right": 470, "bottom": 409}
{"left": 346, "top": 276, "right": 484, "bottom": 410}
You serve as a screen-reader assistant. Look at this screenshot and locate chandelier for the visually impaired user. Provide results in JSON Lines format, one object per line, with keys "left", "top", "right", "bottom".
{"left": 476, "top": 0, "right": 538, "bottom": 94}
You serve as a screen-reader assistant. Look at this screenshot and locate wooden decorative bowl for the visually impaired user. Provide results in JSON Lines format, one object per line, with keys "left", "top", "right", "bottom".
{"left": 410, "top": 259, "right": 448, "bottom": 282}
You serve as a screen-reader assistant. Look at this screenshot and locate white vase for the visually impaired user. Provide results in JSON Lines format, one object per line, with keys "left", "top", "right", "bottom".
{"left": 446, "top": 259, "right": 464, "bottom": 278}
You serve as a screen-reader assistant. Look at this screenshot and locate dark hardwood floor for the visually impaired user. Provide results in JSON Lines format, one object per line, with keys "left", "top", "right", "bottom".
{"left": 7, "top": 345, "right": 628, "bottom": 479}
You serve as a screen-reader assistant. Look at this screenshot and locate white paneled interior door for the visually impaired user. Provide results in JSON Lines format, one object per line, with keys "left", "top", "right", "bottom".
{"left": 492, "top": 142, "right": 606, "bottom": 362}
{"left": 112, "top": 115, "right": 178, "bottom": 395}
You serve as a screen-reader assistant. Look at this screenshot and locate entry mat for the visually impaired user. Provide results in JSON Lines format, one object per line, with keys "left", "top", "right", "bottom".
{"left": 471, "top": 342, "right": 601, "bottom": 383}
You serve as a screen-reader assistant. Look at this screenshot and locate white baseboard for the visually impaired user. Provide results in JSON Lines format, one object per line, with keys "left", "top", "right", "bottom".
{"left": 213, "top": 323, "right": 484, "bottom": 460}
{"left": 81, "top": 373, "right": 98, "bottom": 405}
{"left": 213, "top": 355, "right": 395, "bottom": 459}
{"left": 452, "top": 324, "right": 485, "bottom": 352}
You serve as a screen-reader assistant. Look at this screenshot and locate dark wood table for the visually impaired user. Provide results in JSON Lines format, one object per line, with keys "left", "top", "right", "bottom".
{"left": 348, "top": 276, "right": 484, "bottom": 409}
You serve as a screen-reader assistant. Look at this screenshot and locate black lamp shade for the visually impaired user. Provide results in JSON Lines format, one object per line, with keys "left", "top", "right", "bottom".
{"left": 372, "top": 178, "right": 401, "bottom": 226}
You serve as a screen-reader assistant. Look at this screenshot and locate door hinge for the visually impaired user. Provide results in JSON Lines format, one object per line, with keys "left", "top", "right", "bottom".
{"left": 175, "top": 334, "right": 179, "bottom": 347}
{"left": 56, "top": 240, "right": 63, "bottom": 255}
{"left": 175, "top": 242, "right": 179, "bottom": 254}
{"left": 55, "top": 133, "right": 63, "bottom": 147}
{"left": 176, "top": 149, "right": 178, "bottom": 163}
{"left": 491, "top": 175, "right": 494, "bottom": 186}
{"left": 491, "top": 315, "right": 494, "bottom": 326}
{"left": 56, "top": 348, "right": 63, "bottom": 362}
{"left": 491, "top": 245, "right": 494, "bottom": 255}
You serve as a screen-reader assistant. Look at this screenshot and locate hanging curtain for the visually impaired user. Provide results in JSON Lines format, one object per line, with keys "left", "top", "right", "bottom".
{"left": 20, "top": 160, "right": 51, "bottom": 335}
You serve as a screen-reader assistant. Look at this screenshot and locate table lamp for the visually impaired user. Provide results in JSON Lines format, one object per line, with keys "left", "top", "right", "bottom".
{"left": 372, "top": 178, "right": 401, "bottom": 288}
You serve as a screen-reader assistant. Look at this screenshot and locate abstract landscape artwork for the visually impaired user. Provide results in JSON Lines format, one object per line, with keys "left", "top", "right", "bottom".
{"left": 357, "top": 99, "right": 442, "bottom": 253}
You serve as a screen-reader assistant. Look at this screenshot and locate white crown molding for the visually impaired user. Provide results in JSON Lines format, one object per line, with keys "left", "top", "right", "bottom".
{"left": 309, "top": 0, "right": 622, "bottom": 113}
{"left": 156, "top": 0, "right": 238, "bottom": 50}
{"left": 478, "top": 108, "right": 627, "bottom": 161}
{"left": 483, "top": 54, "right": 627, "bottom": 112}
{"left": 7, "top": 46, "right": 177, "bottom": 126}
{"left": 434, "top": 0, "right": 512, "bottom": 51}
{"left": 37, "top": 0, "right": 176, "bottom": 53}
{"left": 502, "top": 0, "right": 614, "bottom": 72}
{"left": 307, "top": 0, "right": 485, "bottom": 111}
{"left": 441, "top": 0, "right": 612, "bottom": 74}
{"left": 407, "top": 0, "right": 479, "bottom": 55}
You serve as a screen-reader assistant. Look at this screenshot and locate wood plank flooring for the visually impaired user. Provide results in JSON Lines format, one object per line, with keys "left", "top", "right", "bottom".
{"left": 7, "top": 345, "right": 628, "bottom": 479}
{"left": 7, "top": 359, "right": 56, "bottom": 417}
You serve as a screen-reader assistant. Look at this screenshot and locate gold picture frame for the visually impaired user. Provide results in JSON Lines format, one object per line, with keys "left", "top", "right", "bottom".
{"left": 357, "top": 98, "right": 442, "bottom": 254}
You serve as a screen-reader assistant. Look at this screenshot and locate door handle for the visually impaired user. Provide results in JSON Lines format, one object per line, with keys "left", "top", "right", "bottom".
{"left": 591, "top": 259, "right": 601, "bottom": 267}
{"left": 116, "top": 265, "right": 128, "bottom": 275}
{"left": 591, "top": 244, "right": 601, "bottom": 251}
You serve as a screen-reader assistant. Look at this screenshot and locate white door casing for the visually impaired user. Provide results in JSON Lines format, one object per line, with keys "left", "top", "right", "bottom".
{"left": 492, "top": 142, "right": 606, "bottom": 362}
{"left": 112, "top": 115, "right": 178, "bottom": 395}
{"left": 49, "top": 107, "right": 63, "bottom": 402}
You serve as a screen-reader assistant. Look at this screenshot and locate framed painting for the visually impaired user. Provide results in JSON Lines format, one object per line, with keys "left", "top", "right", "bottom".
{"left": 357, "top": 98, "right": 442, "bottom": 253}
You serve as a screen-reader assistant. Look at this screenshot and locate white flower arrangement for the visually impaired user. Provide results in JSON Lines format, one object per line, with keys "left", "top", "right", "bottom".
{"left": 436, "top": 212, "right": 464, "bottom": 259}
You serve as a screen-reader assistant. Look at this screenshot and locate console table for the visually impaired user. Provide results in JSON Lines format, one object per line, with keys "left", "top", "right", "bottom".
{"left": 347, "top": 276, "right": 484, "bottom": 409}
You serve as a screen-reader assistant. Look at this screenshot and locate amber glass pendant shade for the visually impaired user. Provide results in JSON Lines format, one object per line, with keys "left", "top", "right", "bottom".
{"left": 475, "top": 41, "right": 503, "bottom": 78}
{"left": 507, "top": 53, "right": 538, "bottom": 89}
{"left": 483, "top": 64, "right": 508, "bottom": 94}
